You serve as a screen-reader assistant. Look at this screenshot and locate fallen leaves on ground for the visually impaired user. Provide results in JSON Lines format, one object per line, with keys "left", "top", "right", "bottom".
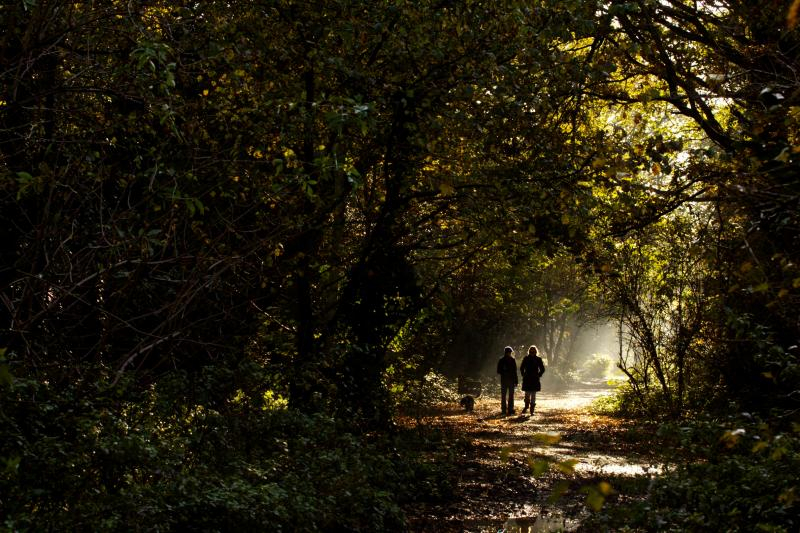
{"left": 400, "top": 386, "right": 663, "bottom": 532}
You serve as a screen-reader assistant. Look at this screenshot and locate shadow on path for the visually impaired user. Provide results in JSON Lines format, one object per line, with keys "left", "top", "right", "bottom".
{"left": 402, "top": 385, "right": 664, "bottom": 532}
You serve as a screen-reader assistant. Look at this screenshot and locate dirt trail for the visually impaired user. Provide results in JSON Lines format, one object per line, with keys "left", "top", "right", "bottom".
{"left": 404, "top": 385, "right": 662, "bottom": 532}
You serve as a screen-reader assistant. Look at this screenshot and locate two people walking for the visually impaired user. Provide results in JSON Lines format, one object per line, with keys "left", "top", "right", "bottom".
{"left": 496, "top": 345, "right": 545, "bottom": 415}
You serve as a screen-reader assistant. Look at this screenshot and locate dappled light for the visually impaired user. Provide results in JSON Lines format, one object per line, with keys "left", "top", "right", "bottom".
{"left": 402, "top": 384, "right": 665, "bottom": 531}
{"left": 2, "top": 0, "right": 799, "bottom": 530}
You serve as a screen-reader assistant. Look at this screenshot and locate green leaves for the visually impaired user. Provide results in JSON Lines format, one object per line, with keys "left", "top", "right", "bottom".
{"left": 527, "top": 457, "right": 550, "bottom": 477}
{"left": 14, "top": 171, "right": 36, "bottom": 199}
{"left": 582, "top": 481, "right": 614, "bottom": 512}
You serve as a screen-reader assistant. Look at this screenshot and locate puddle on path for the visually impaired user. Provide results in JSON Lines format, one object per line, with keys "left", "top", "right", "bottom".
{"left": 404, "top": 384, "right": 664, "bottom": 532}
{"left": 463, "top": 507, "right": 584, "bottom": 533}
{"left": 477, "top": 385, "right": 663, "bottom": 478}
{"left": 502, "top": 510, "right": 581, "bottom": 532}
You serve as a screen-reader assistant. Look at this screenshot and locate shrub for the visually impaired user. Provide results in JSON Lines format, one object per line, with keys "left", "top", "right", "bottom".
{"left": 0, "top": 369, "right": 451, "bottom": 531}
{"left": 389, "top": 369, "right": 460, "bottom": 420}
{"left": 583, "top": 416, "right": 800, "bottom": 532}
{"left": 578, "top": 353, "right": 612, "bottom": 380}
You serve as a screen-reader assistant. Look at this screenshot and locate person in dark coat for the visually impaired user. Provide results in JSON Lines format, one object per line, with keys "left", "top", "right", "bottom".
{"left": 496, "top": 346, "right": 518, "bottom": 415}
{"left": 520, "top": 345, "right": 546, "bottom": 414}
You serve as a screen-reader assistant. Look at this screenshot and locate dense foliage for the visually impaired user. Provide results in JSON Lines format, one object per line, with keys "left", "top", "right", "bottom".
{"left": 583, "top": 415, "right": 800, "bottom": 532}
{"left": 1, "top": 0, "right": 798, "bottom": 530}
{"left": 1, "top": 362, "right": 459, "bottom": 531}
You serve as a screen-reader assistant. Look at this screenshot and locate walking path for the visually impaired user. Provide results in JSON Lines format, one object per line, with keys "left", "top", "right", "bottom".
{"left": 404, "top": 384, "right": 662, "bottom": 532}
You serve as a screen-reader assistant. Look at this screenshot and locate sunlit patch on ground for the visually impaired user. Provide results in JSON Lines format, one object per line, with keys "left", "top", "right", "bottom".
{"left": 402, "top": 384, "right": 666, "bottom": 532}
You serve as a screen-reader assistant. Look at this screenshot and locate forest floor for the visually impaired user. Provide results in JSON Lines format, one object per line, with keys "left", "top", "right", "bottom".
{"left": 402, "top": 383, "right": 665, "bottom": 532}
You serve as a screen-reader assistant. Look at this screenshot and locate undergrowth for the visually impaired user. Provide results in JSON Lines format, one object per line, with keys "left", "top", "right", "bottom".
{"left": 581, "top": 405, "right": 800, "bottom": 532}
{"left": 0, "top": 371, "right": 455, "bottom": 532}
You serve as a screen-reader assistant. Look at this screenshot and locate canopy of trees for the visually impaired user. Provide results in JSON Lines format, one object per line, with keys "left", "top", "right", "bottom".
{"left": 2, "top": 0, "right": 798, "bottom": 530}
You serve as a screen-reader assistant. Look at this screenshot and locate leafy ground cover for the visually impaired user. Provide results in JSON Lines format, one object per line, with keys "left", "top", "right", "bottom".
{"left": 401, "top": 384, "right": 664, "bottom": 532}
{"left": 0, "top": 373, "right": 450, "bottom": 532}
{"left": 401, "top": 384, "right": 799, "bottom": 533}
